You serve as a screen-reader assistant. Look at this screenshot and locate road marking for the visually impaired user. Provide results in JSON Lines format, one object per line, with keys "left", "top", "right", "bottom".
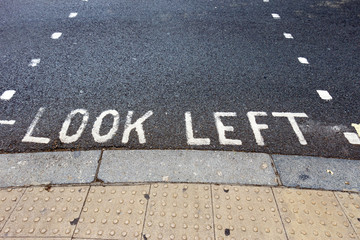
{"left": 0, "top": 90, "right": 16, "bottom": 100}
{"left": 51, "top": 32, "right": 62, "bottom": 39}
{"left": 122, "top": 111, "right": 153, "bottom": 144}
{"left": 92, "top": 110, "right": 120, "bottom": 143}
{"left": 272, "top": 112, "right": 308, "bottom": 145}
{"left": 316, "top": 90, "right": 333, "bottom": 101}
{"left": 344, "top": 132, "right": 360, "bottom": 145}
{"left": 351, "top": 123, "right": 360, "bottom": 137}
{"left": 298, "top": 57, "right": 309, "bottom": 64}
{"left": 69, "top": 12, "right": 78, "bottom": 18}
{"left": 263, "top": 0, "right": 269, "bottom": 2}
{"left": 185, "top": 112, "right": 211, "bottom": 145}
{"left": 0, "top": 120, "right": 15, "bottom": 125}
{"left": 59, "top": 109, "right": 89, "bottom": 144}
{"left": 247, "top": 111, "right": 268, "bottom": 146}
{"left": 22, "top": 107, "right": 50, "bottom": 144}
{"left": 272, "top": 13, "right": 281, "bottom": 19}
{"left": 214, "top": 112, "right": 242, "bottom": 145}
{"left": 283, "top": 33, "right": 293, "bottom": 39}
{"left": 28, "top": 59, "right": 41, "bottom": 67}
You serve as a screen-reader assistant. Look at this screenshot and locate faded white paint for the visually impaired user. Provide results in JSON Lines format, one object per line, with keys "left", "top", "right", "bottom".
{"left": 69, "top": 12, "right": 78, "bottom": 18}
{"left": 22, "top": 107, "right": 50, "bottom": 144}
{"left": 0, "top": 120, "right": 15, "bottom": 125}
{"left": 247, "top": 111, "right": 268, "bottom": 146}
{"left": 316, "top": 90, "right": 332, "bottom": 101}
{"left": 51, "top": 32, "right": 62, "bottom": 39}
{"left": 185, "top": 112, "right": 210, "bottom": 145}
{"left": 272, "top": 13, "right": 280, "bottom": 19}
{"left": 283, "top": 33, "right": 293, "bottom": 39}
{"left": 298, "top": 57, "right": 309, "bottom": 64}
{"left": 351, "top": 123, "right": 360, "bottom": 137}
{"left": 92, "top": 110, "right": 119, "bottom": 143}
{"left": 121, "top": 111, "right": 153, "bottom": 144}
{"left": 272, "top": 112, "right": 308, "bottom": 145}
{"left": 263, "top": 0, "right": 269, "bottom": 2}
{"left": 214, "top": 112, "right": 242, "bottom": 145}
{"left": 0, "top": 90, "right": 16, "bottom": 100}
{"left": 344, "top": 132, "right": 360, "bottom": 145}
{"left": 59, "top": 109, "right": 89, "bottom": 144}
{"left": 28, "top": 59, "right": 40, "bottom": 67}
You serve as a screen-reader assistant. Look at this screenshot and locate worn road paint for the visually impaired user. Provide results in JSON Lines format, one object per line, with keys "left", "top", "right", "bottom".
{"left": 272, "top": 112, "right": 308, "bottom": 145}
{"left": 28, "top": 59, "right": 40, "bottom": 67}
{"left": 121, "top": 111, "right": 153, "bottom": 144}
{"left": 272, "top": 13, "right": 280, "bottom": 19}
{"left": 22, "top": 108, "right": 50, "bottom": 144}
{"left": 316, "top": 90, "right": 333, "bottom": 101}
{"left": 344, "top": 132, "right": 360, "bottom": 145}
{"left": 298, "top": 57, "right": 309, "bottom": 64}
{"left": 263, "top": 0, "right": 269, "bottom": 2}
{"left": 51, "top": 32, "right": 62, "bottom": 39}
{"left": 283, "top": 33, "right": 293, "bottom": 39}
{"left": 0, "top": 120, "right": 16, "bottom": 125}
{"left": 69, "top": 12, "right": 78, "bottom": 18}
{"left": 185, "top": 112, "right": 211, "bottom": 145}
{"left": 59, "top": 109, "right": 89, "bottom": 144}
{"left": 214, "top": 112, "right": 242, "bottom": 145}
{"left": 351, "top": 123, "right": 360, "bottom": 137}
{"left": 247, "top": 111, "right": 268, "bottom": 146}
{"left": 0, "top": 90, "right": 16, "bottom": 101}
{"left": 92, "top": 110, "right": 120, "bottom": 143}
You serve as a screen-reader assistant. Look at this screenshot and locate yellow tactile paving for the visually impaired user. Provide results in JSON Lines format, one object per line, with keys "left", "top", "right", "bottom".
{"left": 73, "top": 185, "right": 150, "bottom": 239}
{"left": 274, "top": 188, "right": 358, "bottom": 240}
{"left": 212, "top": 185, "right": 286, "bottom": 240}
{"left": 336, "top": 192, "right": 360, "bottom": 236}
{"left": 0, "top": 186, "right": 88, "bottom": 238}
{"left": 142, "top": 183, "right": 214, "bottom": 240}
{"left": 1, "top": 239, "right": 71, "bottom": 240}
{"left": 0, "top": 188, "right": 24, "bottom": 231}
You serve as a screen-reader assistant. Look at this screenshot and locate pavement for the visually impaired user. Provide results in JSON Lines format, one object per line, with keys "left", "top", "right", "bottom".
{"left": 0, "top": 149, "right": 359, "bottom": 239}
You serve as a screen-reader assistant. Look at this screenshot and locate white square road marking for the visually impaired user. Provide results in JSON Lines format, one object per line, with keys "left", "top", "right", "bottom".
{"left": 298, "top": 57, "right": 309, "bottom": 64}
{"left": 263, "top": 0, "right": 269, "bottom": 2}
{"left": 344, "top": 132, "right": 360, "bottom": 145}
{"left": 272, "top": 13, "right": 281, "bottom": 19}
{"left": 316, "top": 90, "right": 333, "bottom": 101}
{"left": 283, "top": 33, "right": 293, "bottom": 39}
{"left": 28, "top": 58, "right": 40, "bottom": 67}
{"left": 0, "top": 90, "right": 16, "bottom": 100}
{"left": 69, "top": 12, "right": 78, "bottom": 18}
{"left": 51, "top": 32, "right": 62, "bottom": 39}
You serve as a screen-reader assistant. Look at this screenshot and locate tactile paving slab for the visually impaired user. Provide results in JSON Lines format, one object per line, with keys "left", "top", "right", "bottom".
{"left": 274, "top": 188, "right": 358, "bottom": 239}
{"left": 0, "top": 188, "right": 24, "bottom": 231}
{"left": 0, "top": 186, "right": 88, "bottom": 238}
{"left": 335, "top": 192, "right": 360, "bottom": 236}
{"left": 212, "top": 185, "right": 286, "bottom": 239}
{"left": 143, "top": 183, "right": 214, "bottom": 239}
{"left": 73, "top": 185, "right": 150, "bottom": 239}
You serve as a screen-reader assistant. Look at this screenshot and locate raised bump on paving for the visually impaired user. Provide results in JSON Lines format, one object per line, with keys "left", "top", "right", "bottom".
{"left": 212, "top": 185, "right": 286, "bottom": 239}
{"left": 0, "top": 186, "right": 88, "bottom": 238}
{"left": 0, "top": 188, "right": 24, "bottom": 231}
{"left": 335, "top": 192, "right": 360, "bottom": 236}
{"left": 73, "top": 185, "right": 150, "bottom": 239}
{"left": 274, "top": 188, "right": 358, "bottom": 239}
{"left": 143, "top": 183, "right": 214, "bottom": 239}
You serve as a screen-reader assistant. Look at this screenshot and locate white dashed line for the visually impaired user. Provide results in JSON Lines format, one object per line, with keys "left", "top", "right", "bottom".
{"left": 69, "top": 12, "right": 78, "bottom": 18}
{"left": 344, "top": 132, "right": 360, "bottom": 145}
{"left": 28, "top": 58, "right": 41, "bottom": 67}
{"left": 272, "top": 13, "right": 281, "bottom": 19}
{"left": 263, "top": 0, "right": 269, "bottom": 2}
{"left": 298, "top": 57, "right": 309, "bottom": 64}
{"left": 51, "top": 32, "right": 62, "bottom": 39}
{"left": 0, "top": 120, "right": 16, "bottom": 125}
{"left": 0, "top": 90, "right": 16, "bottom": 100}
{"left": 316, "top": 90, "right": 332, "bottom": 101}
{"left": 283, "top": 33, "right": 294, "bottom": 39}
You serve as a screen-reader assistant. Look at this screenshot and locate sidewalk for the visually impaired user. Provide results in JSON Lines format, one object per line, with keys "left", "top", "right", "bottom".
{"left": 0, "top": 150, "right": 359, "bottom": 239}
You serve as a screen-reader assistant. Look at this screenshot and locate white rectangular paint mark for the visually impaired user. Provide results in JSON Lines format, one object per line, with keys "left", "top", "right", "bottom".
{"left": 316, "top": 90, "right": 333, "bottom": 101}
{"left": 51, "top": 32, "right": 62, "bottom": 39}
{"left": 283, "top": 33, "right": 293, "bottom": 39}
{"left": 263, "top": 0, "right": 269, "bottom": 2}
{"left": 272, "top": 13, "right": 281, "bottom": 19}
{"left": 28, "top": 58, "right": 41, "bottom": 67}
{"left": 0, "top": 90, "right": 16, "bottom": 100}
{"left": 344, "top": 132, "right": 360, "bottom": 145}
{"left": 298, "top": 57, "right": 309, "bottom": 64}
{"left": 0, "top": 120, "right": 16, "bottom": 125}
{"left": 69, "top": 12, "right": 78, "bottom": 18}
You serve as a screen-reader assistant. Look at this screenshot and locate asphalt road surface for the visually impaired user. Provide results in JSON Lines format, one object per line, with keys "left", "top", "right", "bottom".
{"left": 0, "top": 0, "right": 359, "bottom": 159}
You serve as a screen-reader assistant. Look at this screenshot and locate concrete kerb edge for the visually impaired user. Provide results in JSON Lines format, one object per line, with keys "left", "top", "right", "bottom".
{"left": 0, "top": 149, "right": 358, "bottom": 193}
